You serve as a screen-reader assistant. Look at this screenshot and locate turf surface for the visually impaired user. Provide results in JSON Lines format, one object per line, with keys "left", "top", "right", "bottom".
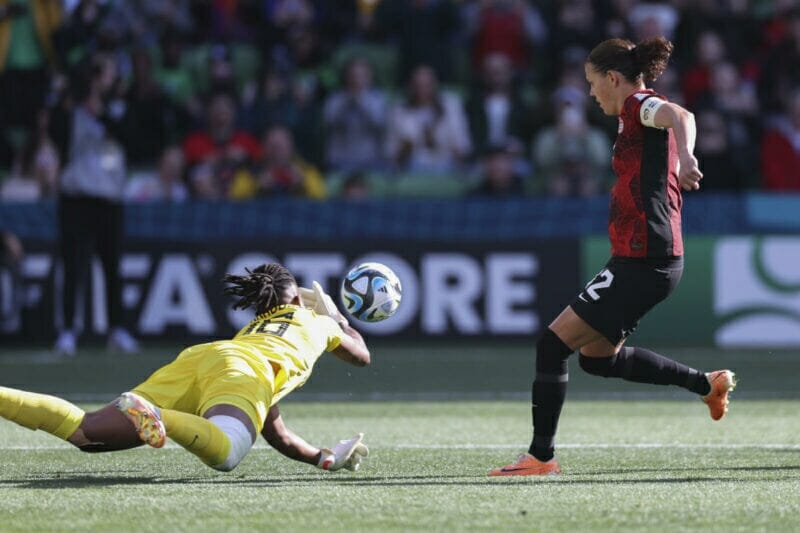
{"left": 1, "top": 342, "right": 798, "bottom": 531}
{"left": 1, "top": 400, "right": 798, "bottom": 532}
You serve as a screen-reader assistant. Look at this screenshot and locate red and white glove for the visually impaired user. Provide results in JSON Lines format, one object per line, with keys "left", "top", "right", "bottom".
{"left": 317, "top": 433, "right": 369, "bottom": 472}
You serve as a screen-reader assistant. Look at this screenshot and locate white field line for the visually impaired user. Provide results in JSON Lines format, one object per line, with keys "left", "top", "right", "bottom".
{"left": 2, "top": 443, "right": 799, "bottom": 451}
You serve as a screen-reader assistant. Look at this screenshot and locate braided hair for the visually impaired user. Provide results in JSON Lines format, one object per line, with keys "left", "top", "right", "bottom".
{"left": 223, "top": 263, "right": 297, "bottom": 315}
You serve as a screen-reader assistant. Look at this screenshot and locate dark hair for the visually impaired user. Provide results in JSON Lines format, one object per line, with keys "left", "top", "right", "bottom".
{"left": 587, "top": 37, "right": 673, "bottom": 84}
{"left": 70, "top": 54, "right": 112, "bottom": 102}
{"left": 223, "top": 263, "right": 297, "bottom": 315}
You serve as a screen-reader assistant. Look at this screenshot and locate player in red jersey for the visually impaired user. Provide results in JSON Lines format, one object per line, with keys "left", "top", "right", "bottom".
{"left": 490, "top": 37, "right": 735, "bottom": 477}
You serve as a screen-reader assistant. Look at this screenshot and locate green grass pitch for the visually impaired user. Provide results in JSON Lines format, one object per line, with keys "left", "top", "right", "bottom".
{"left": 1, "top": 342, "right": 799, "bottom": 531}
{"left": 1, "top": 400, "right": 799, "bottom": 532}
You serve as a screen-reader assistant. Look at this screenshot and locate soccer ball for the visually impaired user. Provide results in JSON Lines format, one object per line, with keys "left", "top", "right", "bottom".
{"left": 340, "top": 262, "right": 402, "bottom": 322}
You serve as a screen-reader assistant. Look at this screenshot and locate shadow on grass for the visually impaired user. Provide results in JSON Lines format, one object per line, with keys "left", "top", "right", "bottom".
{"left": 2, "top": 467, "right": 798, "bottom": 489}
{"left": 581, "top": 465, "right": 800, "bottom": 475}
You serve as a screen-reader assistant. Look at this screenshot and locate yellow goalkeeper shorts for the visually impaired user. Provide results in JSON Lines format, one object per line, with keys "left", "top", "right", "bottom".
{"left": 132, "top": 344, "right": 274, "bottom": 434}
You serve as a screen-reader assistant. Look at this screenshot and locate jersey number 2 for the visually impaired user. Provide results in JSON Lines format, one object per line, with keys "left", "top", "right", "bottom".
{"left": 583, "top": 269, "right": 614, "bottom": 301}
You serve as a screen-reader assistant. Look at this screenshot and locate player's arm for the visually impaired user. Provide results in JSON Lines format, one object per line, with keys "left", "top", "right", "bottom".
{"left": 261, "top": 405, "right": 320, "bottom": 465}
{"left": 299, "top": 281, "right": 370, "bottom": 366}
{"left": 647, "top": 99, "right": 703, "bottom": 191}
{"left": 261, "top": 405, "right": 368, "bottom": 471}
{"left": 333, "top": 323, "right": 370, "bottom": 367}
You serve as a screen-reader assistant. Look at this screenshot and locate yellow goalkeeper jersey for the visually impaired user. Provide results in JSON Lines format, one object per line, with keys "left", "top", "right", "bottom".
{"left": 225, "top": 304, "right": 344, "bottom": 404}
{"left": 133, "top": 304, "right": 343, "bottom": 433}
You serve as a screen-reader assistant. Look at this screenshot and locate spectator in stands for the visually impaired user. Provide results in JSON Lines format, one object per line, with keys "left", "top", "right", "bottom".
{"left": 651, "top": 63, "right": 684, "bottom": 107}
{"left": 155, "top": 32, "right": 196, "bottom": 115}
{"left": 694, "top": 108, "right": 752, "bottom": 191}
{"left": 464, "top": 0, "right": 548, "bottom": 75}
{"left": 97, "top": 0, "right": 194, "bottom": 49}
{"left": 0, "top": 230, "right": 24, "bottom": 334}
{"left": 229, "top": 125, "right": 325, "bottom": 199}
{"left": 206, "top": 43, "right": 238, "bottom": 97}
{"left": 285, "top": 24, "right": 329, "bottom": 72}
{"left": 550, "top": 0, "right": 602, "bottom": 58}
{"left": 385, "top": 64, "right": 472, "bottom": 176}
{"left": 628, "top": 1, "right": 679, "bottom": 42}
{"left": 183, "top": 92, "right": 261, "bottom": 199}
{"left": 340, "top": 171, "right": 372, "bottom": 199}
{"left": 694, "top": 61, "right": 759, "bottom": 186}
{"left": 52, "top": 54, "right": 138, "bottom": 356}
{"left": 323, "top": 56, "right": 387, "bottom": 173}
{"left": 465, "top": 52, "right": 531, "bottom": 163}
{"left": 373, "top": 0, "right": 460, "bottom": 83}
{"left": 761, "top": 88, "right": 800, "bottom": 190}
{"left": 239, "top": 64, "right": 298, "bottom": 137}
{"left": 124, "top": 48, "right": 191, "bottom": 166}
{"left": 681, "top": 29, "right": 728, "bottom": 109}
{"left": 469, "top": 144, "right": 526, "bottom": 197}
{"left": 0, "top": 0, "right": 62, "bottom": 167}
{"left": 759, "top": 7, "right": 800, "bottom": 112}
{"left": 124, "top": 146, "right": 189, "bottom": 202}
{"left": 206, "top": 0, "right": 259, "bottom": 42}
{"left": 1, "top": 109, "right": 59, "bottom": 201}
{"left": 532, "top": 102, "right": 611, "bottom": 197}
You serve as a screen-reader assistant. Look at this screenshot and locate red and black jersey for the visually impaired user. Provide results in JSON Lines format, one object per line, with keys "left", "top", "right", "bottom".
{"left": 609, "top": 89, "right": 683, "bottom": 258}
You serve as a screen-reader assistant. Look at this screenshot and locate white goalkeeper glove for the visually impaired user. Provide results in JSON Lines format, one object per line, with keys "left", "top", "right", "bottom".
{"left": 299, "top": 281, "right": 348, "bottom": 327}
{"left": 316, "top": 432, "right": 369, "bottom": 472}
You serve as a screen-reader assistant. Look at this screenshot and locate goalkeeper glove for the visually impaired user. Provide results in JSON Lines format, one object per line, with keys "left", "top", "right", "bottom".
{"left": 316, "top": 432, "right": 369, "bottom": 472}
{"left": 299, "top": 281, "right": 348, "bottom": 327}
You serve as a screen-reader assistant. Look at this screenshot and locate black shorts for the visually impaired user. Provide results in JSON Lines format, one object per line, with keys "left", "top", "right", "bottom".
{"left": 570, "top": 256, "right": 683, "bottom": 345}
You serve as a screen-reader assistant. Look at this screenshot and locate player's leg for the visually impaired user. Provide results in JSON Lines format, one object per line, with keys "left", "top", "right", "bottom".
{"left": 489, "top": 306, "right": 604, "bottom": 476}
{"left": 0, "top": 386, "right": 86, "bottom": 442}
{"left": 579, "top": 340, "right": 709, "bottom": 392}
{"left": 165, "top": 403, "right": 256, "bottom": 471}
{"left": 529, "top": 307, "right": 603, "bottom": 461}
{"left": 70, "top": 403, "right": 143, "bottom": 451}
{"left": 579, "top": 341, "right": 735, "bottom": 420}
{"left": 118, "top": 391, "right": 257, "bottom": 471}
{"left": 575, "top": 258, "right": 735, "bottom": 419}
{"left": 0, "top": 386, "right": 146, "bottom": 451}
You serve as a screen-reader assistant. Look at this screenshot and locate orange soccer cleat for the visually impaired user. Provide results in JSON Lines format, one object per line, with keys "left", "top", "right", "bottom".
{"left": 703, "top": 370, "right": 736, "bottom": 421}
{"left": 117, "top": 392, "right": 166, "bottom": 448}
{"left": 488, "top": 453, "right": 562, "bottom": 477}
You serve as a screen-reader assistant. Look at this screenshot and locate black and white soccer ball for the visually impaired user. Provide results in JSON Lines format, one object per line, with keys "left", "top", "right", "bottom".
{"left": 340, "top": 262, "right": 402, "bottom": 322}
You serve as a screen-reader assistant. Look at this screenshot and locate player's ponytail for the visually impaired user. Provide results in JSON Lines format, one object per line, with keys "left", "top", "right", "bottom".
{"left": 223, "top": 263, "right": 297, "bottom": 315}
{"left": 587, "top": 36, "right": 673, "bottom": 84}
{"left": 632, "top": 37, "right": 673, "bottom": 83}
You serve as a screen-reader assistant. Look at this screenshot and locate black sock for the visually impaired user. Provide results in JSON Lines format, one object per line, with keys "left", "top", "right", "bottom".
{"left": 579, "top": 346, "right": 711, "bottom": 396}
{"left": 527, "top": 329, "right": 573, "bottom": 462}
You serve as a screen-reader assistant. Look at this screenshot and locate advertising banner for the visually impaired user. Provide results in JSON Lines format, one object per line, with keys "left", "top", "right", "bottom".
{"left": 7, "top": 240, "right": 579, "bottom": 341}
{"left": 713, "top": 236, "right": 800, "bottom": 347}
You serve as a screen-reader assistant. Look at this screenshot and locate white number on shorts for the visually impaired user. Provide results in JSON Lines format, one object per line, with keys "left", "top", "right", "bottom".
{"left": 582, "top": 268, "right": 614, "bottom": 301}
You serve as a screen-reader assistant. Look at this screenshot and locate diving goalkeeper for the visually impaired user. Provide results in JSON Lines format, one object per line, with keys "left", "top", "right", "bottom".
{"left": 0, "top": 263, "right": 370, "bottom": 473}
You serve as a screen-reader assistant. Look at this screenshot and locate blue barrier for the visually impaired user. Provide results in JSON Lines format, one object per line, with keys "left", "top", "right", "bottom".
{"left": 0, "top": 193, "right": 792, "bottom": 242}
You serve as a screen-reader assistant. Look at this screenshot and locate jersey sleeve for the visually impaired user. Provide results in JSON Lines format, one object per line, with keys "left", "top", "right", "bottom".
{"left": 319, "top": 315, "right": 344, "bottom": 352}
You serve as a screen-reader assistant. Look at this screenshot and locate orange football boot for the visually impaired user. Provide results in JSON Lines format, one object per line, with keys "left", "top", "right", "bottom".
{"left": 117, "top": 392, "right": 166, "bottom": 448}
{"left": 488, "top": 454, "right": 561, "bottom": 477}
{"left": 703, "top": 370, "right": 736, "bottom": 421}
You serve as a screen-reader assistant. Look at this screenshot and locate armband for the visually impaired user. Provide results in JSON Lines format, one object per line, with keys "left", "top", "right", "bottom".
{"left": 640, "top": 97, "right": 665, "bottom": 128}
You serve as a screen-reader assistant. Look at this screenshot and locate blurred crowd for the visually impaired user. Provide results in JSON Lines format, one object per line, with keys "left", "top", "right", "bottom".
{"left": 0, "top": 0, "right": 799, "bottom": 204}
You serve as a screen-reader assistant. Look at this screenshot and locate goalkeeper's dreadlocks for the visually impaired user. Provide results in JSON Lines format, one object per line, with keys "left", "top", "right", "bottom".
{"left": 223, "top": 263, "right": 297, "bottom": 315}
